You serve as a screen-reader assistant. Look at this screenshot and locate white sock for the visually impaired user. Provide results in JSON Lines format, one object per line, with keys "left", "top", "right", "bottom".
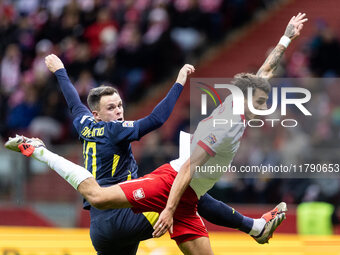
{"left": 249, "top": 218, "right": 266, "bottom": 236}
{"left": 33, "top": 147, "right": 93, "bottom": 190}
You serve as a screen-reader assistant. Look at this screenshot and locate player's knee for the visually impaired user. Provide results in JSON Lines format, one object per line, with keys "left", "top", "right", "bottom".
{"left": 90, "top": 194, "right": 110, "bottom": 210}
{"left": 91, "top": 199, "right": 108, "bottom": 210}
{"left": 86, "top": 188, "right": 109, "bottom": 210}
{"left": 87, "top": 185, "right": 126, "bottom": 210}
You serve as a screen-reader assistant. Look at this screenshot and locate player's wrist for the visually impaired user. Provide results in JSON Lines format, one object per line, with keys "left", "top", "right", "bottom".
{"left": 54, "top": 67, "right": 66, "bottom": 74}
{"left": 175, "top": 79, "right": 184, "bottom": 86}
{"left": 279, "top": 35, "right": 291, "bottom": 48}
{"left": 165, "top": 205, "right": 176, "bottom": 214}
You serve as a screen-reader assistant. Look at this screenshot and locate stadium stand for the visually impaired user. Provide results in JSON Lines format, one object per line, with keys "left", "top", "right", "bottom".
{"left": 0, "top": 0, "right": 340, "bottom": 235}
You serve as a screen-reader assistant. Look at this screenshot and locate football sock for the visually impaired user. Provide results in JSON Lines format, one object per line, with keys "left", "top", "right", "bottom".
{"left": 32, "top": 147, "right": 93, "bottom": 189}
{"left": 198, "top": 194, "right": 254, "bottom": 234}
{"left": 249, "top": 218, "right": 266, "bottom": 236}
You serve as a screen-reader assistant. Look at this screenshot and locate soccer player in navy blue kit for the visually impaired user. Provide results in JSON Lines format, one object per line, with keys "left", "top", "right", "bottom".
{"left": 44, "top": 54, "right": 193, "bottom": 254}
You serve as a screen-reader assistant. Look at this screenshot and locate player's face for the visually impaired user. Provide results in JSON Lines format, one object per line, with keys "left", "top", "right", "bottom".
{"left": 94, "top": 93, "right": 124, "bottom": 122}
{"left": 244, "top": 88, "right": 268, "bottom": 120}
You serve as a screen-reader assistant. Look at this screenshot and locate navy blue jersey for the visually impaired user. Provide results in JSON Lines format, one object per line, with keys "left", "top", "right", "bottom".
{"left": 73, "top": 115, "right": 142, "bottom": 208}
{"left": 54, "top": 68, "right": 184, "bottom": 208}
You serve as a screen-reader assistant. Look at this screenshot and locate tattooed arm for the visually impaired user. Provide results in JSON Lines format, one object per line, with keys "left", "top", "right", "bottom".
{"left": 257, "top": 13, "right": 308, "bottom": 79}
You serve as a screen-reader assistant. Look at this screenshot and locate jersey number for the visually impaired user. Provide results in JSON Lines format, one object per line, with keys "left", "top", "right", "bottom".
{"left": 83, "top": 141, "right": 121, "bottom": 179}
{"left": 84, "top": 141, "right": 97, "bottom": 178}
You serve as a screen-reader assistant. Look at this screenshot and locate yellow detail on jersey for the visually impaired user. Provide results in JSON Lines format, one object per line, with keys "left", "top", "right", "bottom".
{"left": 111, "top": 154, "right": 120, "bottom": 176}
{"left": 84, "top": 141, "right": 97, "bottom": 179}
{"left": 81, "top": 127, "right": 90, "bottom": 137}
{"left": 127, "top": 171, "right": 131, "bottom": 180}
{"left": 82, "top": 141, "right": 86, "bottom": 160}
{"left": 142, "top": 212, "right": 159, "bottom": 227}
{"left": 81, "top": 126, "right": 104, "bottom": 138}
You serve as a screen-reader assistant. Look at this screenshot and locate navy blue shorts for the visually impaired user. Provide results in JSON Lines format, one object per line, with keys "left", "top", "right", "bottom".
{"left": 89, "top": 207, "right": 157, "bottom": 255}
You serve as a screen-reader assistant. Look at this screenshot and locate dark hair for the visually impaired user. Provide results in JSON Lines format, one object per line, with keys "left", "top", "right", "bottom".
{"left": 231, "top": 73, "right": 271, "bottom": 95}
{"left": 87, "top": 86, "right": 118, "bottom": 111}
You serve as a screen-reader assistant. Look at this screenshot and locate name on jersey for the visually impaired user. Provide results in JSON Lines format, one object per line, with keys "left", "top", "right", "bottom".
{"left": 81, "top": 126, "right": 104, "bottom": 138}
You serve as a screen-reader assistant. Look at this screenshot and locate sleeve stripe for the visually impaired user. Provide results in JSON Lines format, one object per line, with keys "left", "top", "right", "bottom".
{"left": 197, "top": 140, "right": 216, "bottom": 157}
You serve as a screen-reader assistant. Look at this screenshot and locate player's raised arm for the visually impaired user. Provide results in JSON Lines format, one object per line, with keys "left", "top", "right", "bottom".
{"left": 153, "top": 145, "right": 210, "bottom": 238}
{"left": 175, "top": 64, "right": 195, "bottom": 85}
{"left": 256, "top": 12, "right": 308, "bottom": 79}
{"left": 136, "top": 64, "right": 195, "bottom": 137}
{"left": 45, "top": 54, "right": 91, "bottom": 118}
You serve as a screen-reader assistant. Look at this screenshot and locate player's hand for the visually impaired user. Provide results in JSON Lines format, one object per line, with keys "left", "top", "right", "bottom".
{"left": 176, "top": 64, "right": 195, "bottom": 86}
{"left": 45, "top": 54, "right": 65, "bottom": 73}
{"left": 284, "top": 13, "right": 308, "bottom": 40}
{"left": 152, "top": 208, "right": 174, "bottom": 238}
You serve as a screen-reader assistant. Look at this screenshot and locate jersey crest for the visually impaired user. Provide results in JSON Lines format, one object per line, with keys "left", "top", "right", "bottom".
{"left": 204, "top": 133, "right": 217, "bottom": 145}
{"left": 133, "top": 188, "right": 145, "bottom": 200}
{"left": 122, "top": 121, "right": 134, "bottom": 127}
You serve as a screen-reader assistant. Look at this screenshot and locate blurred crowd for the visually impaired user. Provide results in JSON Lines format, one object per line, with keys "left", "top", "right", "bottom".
{"left": 0, "top": 0, "right": 270, "bottom": 142}
{"left": 1, "top": 0, "right": 340, "bottom": 207}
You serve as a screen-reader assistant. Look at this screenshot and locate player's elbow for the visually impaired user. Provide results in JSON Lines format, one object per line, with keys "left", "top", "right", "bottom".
{"left": 151, "top": 114, "right": 167, "bottom": 127}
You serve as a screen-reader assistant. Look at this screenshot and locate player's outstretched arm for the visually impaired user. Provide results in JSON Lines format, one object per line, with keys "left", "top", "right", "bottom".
{"left": 256, "top": 13, "right": 308, "bottom": 79}
{"left": 153, "top": 145, "right": 210, "bottom": 238}
{"left": 137, "top": 64, "right": 195, "bottom": 137}
{"left": 45, "top": 54, "right": 91, "bottom": 118}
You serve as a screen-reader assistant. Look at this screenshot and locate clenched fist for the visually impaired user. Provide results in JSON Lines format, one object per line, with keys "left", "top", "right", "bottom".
{"left": 176, "top": 64, "right": 195, "bottom": 86}
{"left": 45, "top": 54, "right": 64, "bottom": 73}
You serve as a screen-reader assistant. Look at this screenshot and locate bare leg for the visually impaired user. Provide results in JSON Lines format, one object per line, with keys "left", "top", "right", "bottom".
{"left": 77, "top": 178, "right": 131, "bottom": 210}
{"left": 178, "top": 237, "right": 214, "bottom": 255}
{"left": 28, "top": 145, "right": 132, "bottom": 210}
